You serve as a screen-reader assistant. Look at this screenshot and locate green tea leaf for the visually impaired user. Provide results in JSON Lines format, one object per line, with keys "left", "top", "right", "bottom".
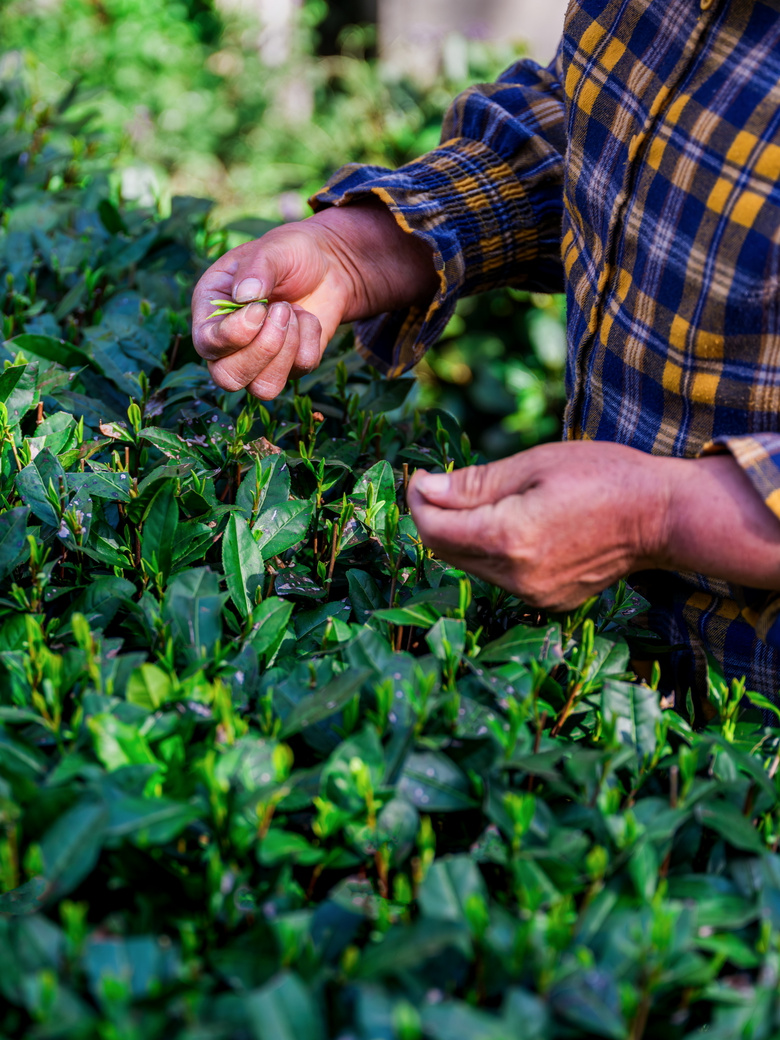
{"left": 222, "top": 514, "right": 264, "bottom": 620}
{"left": 41, "top": 800, "right": 108, "bottom": 898}
{"left": 141, "top": 481, "right": 179, "bottom": 580}
{"left": 246, "top": 972, "right": 325, "bottom": 1040}
{"left": 479, "top": 623, "right": 562, "bottom": 664}
{"left": 249, "top": 597, "right": 294, "bottom": 661}
{"left": 418, "top": 855, "right": 487, "bottom": 922}
{"left": 0, "top": 506, "right": 29, "bottom": 580}
{"left": 254, "top": 499, "right": 313, "bottom": 558}
{"left": 397, "top": 752, "right": 476, "bottom": 812}
{"left": 16, "top": 448, "right": 65, "bottom": 527}
{"left": 279, "top": 667, "right": 371, "bottom": 739}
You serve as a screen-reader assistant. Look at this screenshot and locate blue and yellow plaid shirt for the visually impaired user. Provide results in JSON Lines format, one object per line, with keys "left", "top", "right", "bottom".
{"left": 312, "top": 0, "right": 780, "bottom": 703}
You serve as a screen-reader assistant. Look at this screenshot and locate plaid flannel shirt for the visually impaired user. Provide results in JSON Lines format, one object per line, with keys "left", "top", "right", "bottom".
{"left": 311, "top": 0, "right": 780, "bottom": 703}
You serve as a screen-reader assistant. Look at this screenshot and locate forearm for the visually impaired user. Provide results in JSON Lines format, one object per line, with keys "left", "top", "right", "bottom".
{"left": 654, "top": 454, "right": 780, "bottom": 589}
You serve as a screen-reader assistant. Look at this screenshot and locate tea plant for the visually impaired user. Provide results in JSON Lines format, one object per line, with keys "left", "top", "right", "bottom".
{"left": 1, "top": 57, "right": 780, "bottom": 1040}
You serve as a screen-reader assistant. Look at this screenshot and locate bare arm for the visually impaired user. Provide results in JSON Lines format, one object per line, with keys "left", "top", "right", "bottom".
{"left": 659, "top": 453, "right": 780, "bottom": 590}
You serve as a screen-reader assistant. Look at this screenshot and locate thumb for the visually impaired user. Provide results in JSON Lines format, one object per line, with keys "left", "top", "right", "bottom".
{"left": 409, "top": 456, "right": 532, "bottom": 511}
{"left": 230, "top": 250, "right": 280, "bottom": 306}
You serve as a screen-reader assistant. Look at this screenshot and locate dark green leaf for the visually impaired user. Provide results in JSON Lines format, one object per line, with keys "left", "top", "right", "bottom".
{"left": 16, "top": 448, "right": 65, "bottom": 527}
{"left": 254, "top": 499, "right": 313, "bottom": 557}
{"left": 479, "top": 622, "right": 562, "bottom": 664}
{"left": 141, "top": 481, "right": 179, "bottom": 581}
{"left": 222, "top": 514, "right": 264, "bottom": 619}
{"left": 246, "top": 973, "right": 325, "bottom": 1040}
{"left": 397, "top": 752, "right": 477, "bottom": 812}
{"left": 41, "top": 800, "right": 107, "bottom": 899}
{"left": 280, "top": 668, "right": 371, "bottom": 739}
{"left": 0, "top": 506, "right": 29, "bottom": 580}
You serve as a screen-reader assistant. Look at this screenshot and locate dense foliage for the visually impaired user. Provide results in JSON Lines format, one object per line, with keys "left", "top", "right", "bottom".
{"left": 3, "top": 45, "right": 780, "bottom": 1040}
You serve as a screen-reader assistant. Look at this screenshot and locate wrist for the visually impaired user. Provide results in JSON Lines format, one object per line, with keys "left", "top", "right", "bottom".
{"left": 638, "top": 453, "right": 780, "bottom": 588}
{"left": 306, "top": 200, "right": 439, "bottom": 319}
{"left": 631, "top": 452, "right": 680, "bottom": 572}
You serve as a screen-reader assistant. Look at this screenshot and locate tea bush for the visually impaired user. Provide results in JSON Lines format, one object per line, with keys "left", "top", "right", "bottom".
{"left": 2, "top": 56, "right": 780, "bottom": 1040}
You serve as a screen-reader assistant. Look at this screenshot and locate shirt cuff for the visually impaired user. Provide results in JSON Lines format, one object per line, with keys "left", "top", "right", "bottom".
{"left": 308, "top": 138, "right": 562, "bottom": 376}
{"left": 703, "top": 432, "right": 780, "bottom": 648}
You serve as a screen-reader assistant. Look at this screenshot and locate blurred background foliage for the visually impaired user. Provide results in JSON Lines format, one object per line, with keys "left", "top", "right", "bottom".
{"left": 0, "top": 0, "right": 566, "bottom": 457}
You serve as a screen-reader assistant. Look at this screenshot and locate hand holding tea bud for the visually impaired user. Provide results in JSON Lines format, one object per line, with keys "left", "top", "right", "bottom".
{"left": 192, "top": 199, "right": 437, "bottom": 399}
{"left": 408, "top": 441, "right": 780, "bottom": 610}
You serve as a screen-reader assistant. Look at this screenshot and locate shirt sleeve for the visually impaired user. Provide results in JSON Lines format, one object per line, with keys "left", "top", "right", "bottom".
{"left": 703, "top": 432, "right": 780, "bottom": 648}
{"left": 308, "top": 52, "right": 567, "bottom": 376}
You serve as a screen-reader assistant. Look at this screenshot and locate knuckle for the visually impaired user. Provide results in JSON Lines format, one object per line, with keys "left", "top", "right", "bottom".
{"left": 249, "top": 379, "right": 284, "bottom": 400}
{"left": 460, "top": 463, "right": 493, "bottom": 502}
{"left": 207, "top": 360, "right": 245, "bottom": 393}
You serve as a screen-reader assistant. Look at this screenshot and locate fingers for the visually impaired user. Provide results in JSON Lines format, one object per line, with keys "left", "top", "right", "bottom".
{"left": 410, "top": 490, "right": 501, "bottom": 558}
{"left": 196, "top": 301, "right": 269, "bottom": 362}
{"left": 410, "top": 492, "right": 534, "bottom": 600}
{"left": 247, "top": 303, "right": 300, "bottom": 399}
{"left": 207, "top": 302, "right": 292, "bottom": 395}
{"left": 289, "top": 308, "right": 325, "bottom": 377}
{"left": 409, "top": 454, "right": 538, "bottom": 511}
{"left": 192, "top": 246, "right": 280, "bottom": 362}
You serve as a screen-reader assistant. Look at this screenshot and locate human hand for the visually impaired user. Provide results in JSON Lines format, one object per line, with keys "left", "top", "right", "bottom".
{"left": 191, "top": 201, "right": 437, "bottom": 399}
{"left": 407, "top": 441, "right": 672, "bottom": 611}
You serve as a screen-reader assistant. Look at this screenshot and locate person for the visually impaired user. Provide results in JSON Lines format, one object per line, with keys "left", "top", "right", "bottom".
{"left": 192, "top": 0, "right": 780, "bottom": 711}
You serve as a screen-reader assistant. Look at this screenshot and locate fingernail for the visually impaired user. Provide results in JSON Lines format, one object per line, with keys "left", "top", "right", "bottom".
{"left": 269, "top": 301, "right": 291, "bottom": 329}
{"left": 235, "top": 277, "right": 264, "bottom": 303}
{"left": 416, "top": 472, "right": 451, "bottom": 498}
{"left": 245, "top": 302, "right": 268, "bottom": 328}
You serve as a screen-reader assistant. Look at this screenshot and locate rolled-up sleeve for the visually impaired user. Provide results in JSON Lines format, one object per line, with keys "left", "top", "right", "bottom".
{"left": 308, "top": 53, "right": 567, "bottom": 375}
{"left": 703, "top": 432, "right": 780, "bottom": 648}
